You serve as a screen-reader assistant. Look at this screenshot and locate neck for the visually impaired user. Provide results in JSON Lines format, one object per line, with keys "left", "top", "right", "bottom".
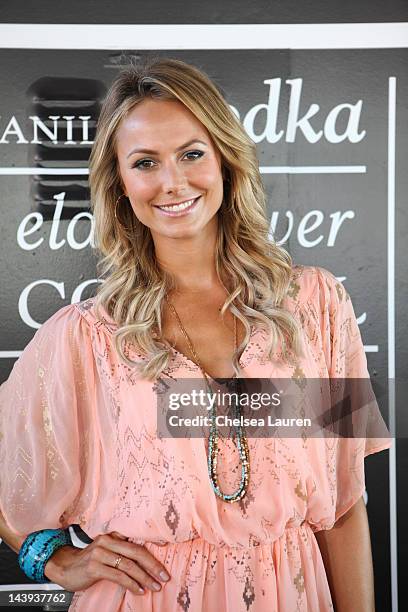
{"left": 152, "top": 224, "right": 223, "bottom": 293}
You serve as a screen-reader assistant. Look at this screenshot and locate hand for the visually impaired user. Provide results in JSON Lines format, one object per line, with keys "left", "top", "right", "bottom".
{"left": 44, "top": 531, "right": 171, "bottom": 595}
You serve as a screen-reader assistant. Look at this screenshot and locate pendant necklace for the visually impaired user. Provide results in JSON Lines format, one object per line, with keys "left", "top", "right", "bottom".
{"left": 164, "top": 296, "right": 250, "bottom": 503}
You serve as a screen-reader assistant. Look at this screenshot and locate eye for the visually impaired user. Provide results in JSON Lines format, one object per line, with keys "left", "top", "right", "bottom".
{"left": 132, "top": 158, "right": 155, "bottom": 170}
{"left": 183, "top": 150, "right": 204, "bottom": 161}
{"left": 131, "top": 150, "right": 204, "bottom": 170}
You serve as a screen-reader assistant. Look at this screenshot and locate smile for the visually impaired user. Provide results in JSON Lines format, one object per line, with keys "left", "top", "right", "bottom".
{"left": 154, "top": 196, "right": 201, "bottom": 216}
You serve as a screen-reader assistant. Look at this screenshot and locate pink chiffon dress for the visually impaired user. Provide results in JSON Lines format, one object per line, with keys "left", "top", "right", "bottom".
{"left": 0, "top": 265, "right": 392, "bottom": 611}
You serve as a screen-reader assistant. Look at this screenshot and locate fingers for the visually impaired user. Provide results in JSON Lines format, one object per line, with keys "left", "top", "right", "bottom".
{"left": 106, "top": 534, "right": 170, "bottom": 582}
{"left": 111, "top": 531, "right": 128, "bottom": 540}
{"left": 91, "top": 534, "right": 171, "bottom": 593}
{"left": 90, "top": 562, "right": 145, "bottom": 595}
{"left": 94, "top": 547, "right": 162, "bottom": 594}
{"left": 111, "top": 532, "right": 167, "bottom": 547}
{"left": 129, "top": 544, "right": 171, "bottom": 584}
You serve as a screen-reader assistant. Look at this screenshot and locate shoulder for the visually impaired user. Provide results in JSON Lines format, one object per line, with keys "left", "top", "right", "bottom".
{"left": 286, "top": 264, "right": 348, "bottom": 310}
{"left": 3, "top": 301, "right": 97, "bottom": 387}
{"left": 37, "top": 297, "right": 116, "bottom": 335}
{"left": 73, "top": 296, "right": 118, "bottom": 335}
{"left": 28, "top": 299, "right": 101, "bottom": 352}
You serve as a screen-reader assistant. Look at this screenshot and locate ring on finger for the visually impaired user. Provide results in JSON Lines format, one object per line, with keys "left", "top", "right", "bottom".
{"left": 114, "top": 555, "right": 123, "bottom": 569}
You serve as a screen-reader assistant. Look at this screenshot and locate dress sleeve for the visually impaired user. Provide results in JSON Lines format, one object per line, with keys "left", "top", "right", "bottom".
{"left": 0, "top": 305, "right": 100, "bottom": 537}
{"left": 316, "top": 266, "right": 392, "bottom": 524}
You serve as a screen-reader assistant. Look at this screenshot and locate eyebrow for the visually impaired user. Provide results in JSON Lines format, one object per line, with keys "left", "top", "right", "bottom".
{"left": 126, "top": 138, "right": 208, "bottom": 159}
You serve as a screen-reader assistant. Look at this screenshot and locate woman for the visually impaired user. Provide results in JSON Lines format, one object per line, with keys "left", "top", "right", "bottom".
{"left": 0, "top": 58, "right": 392, "bottom": 611}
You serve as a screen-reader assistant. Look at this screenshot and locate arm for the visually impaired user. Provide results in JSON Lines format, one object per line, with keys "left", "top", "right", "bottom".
{"left": 314, "top": 496, "right": 375, "bottom": 612}
{"left": 0, "top": 509, "right": 24, "bottom": 554}
{"left": 0, "top": 509, "right": 171, "bottom": 594}
{"left": 0, "top": 509, "right": 69, "bottom": 581}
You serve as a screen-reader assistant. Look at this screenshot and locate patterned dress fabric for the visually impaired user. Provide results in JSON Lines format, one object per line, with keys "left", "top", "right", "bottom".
{"left": 0, "top": 265, "right": 392, "bottom": 611}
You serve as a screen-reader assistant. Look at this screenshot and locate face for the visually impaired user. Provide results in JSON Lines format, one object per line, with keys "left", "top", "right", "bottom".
{"left": 115, "top": 98, "right": 224, "bottom": 242}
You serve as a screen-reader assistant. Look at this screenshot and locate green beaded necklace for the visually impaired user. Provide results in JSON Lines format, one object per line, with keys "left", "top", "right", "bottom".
{"left": 165, "top": 297, "right": 250, "bottom": 503}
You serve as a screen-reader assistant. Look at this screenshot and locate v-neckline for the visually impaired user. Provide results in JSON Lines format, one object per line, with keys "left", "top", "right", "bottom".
{"left": 168, "top": 325, "right": 255, "bottom": 381}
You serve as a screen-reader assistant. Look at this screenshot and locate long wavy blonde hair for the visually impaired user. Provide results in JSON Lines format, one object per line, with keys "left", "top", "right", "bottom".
{"left": 89, "top": 57, "right": 304, "bottom": 380}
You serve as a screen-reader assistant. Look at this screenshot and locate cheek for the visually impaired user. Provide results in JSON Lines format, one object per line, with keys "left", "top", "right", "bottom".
{"left": 186, "top": 159, "right": 223, "bottom": 190}
{"left": 122, "top": 171, "right": 158, "bottom": 203}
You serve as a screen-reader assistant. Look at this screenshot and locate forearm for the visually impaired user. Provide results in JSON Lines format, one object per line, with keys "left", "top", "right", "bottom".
{"left": 315, "top": 496, "right": 375, "bottom": 612}
{"left": 0, "top": 509, "right": 70, "bottom": 582}
{"left": 0, "top": 509, "right": 25, "bottom": 554}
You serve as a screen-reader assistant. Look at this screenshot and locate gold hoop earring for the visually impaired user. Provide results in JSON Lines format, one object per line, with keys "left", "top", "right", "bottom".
{"left": 114, "top": 194, "right": 129, "bottom": 229}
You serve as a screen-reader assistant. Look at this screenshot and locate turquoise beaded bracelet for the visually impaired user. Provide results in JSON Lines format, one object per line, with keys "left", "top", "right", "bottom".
{"left": 18, "top": 528, "right": 73, "bottom": 582}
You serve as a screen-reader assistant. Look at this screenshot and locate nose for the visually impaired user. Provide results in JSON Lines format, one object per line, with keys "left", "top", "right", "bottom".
{"left": 160, "top": 159, "right": 188, "bottom": 194}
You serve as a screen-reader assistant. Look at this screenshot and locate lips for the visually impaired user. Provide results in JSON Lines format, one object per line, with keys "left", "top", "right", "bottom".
{"left": 154, "top": 196, "right": 200, "bottom": 210}
{"left": 153, "top": 196, "right": 201, "bottom": 216}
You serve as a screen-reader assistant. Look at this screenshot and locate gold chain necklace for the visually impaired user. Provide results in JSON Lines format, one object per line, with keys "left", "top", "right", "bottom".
{"left": 164, "top": 296, "right": 250, "bottom": 503}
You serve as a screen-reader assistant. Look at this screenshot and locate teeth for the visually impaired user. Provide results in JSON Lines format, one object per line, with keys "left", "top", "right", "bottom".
{"left": 158, "top": 198, "right": 196, "bottom": 212}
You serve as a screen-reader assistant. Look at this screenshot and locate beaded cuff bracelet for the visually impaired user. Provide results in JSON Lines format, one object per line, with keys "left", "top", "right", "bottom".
{"left": 18, "top": 528, "right": 73, "bottom": 582}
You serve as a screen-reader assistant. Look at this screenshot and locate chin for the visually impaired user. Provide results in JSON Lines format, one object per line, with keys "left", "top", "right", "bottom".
{"left": 162, "top": 227, "right": 202, "bottom": 240}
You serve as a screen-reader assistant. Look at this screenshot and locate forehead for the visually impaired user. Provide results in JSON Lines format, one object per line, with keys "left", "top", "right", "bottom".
{"left": 115, "top": 98, "right": 210, "bottom": 153}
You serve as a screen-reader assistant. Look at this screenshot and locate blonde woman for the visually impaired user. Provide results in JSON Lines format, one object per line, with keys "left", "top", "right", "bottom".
{"left": 0, "top": 58, "right": 391, "bottom": 611}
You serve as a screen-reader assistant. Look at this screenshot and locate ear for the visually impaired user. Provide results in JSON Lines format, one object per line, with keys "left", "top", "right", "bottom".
{"left": 117, "top": 174, "right": 127, "bottom": 197}
{"left": 222, "top": 164, "right": 231, "bottom": 184}
{"left": 115, "top": 157, "right": 128, "bottom": 196}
